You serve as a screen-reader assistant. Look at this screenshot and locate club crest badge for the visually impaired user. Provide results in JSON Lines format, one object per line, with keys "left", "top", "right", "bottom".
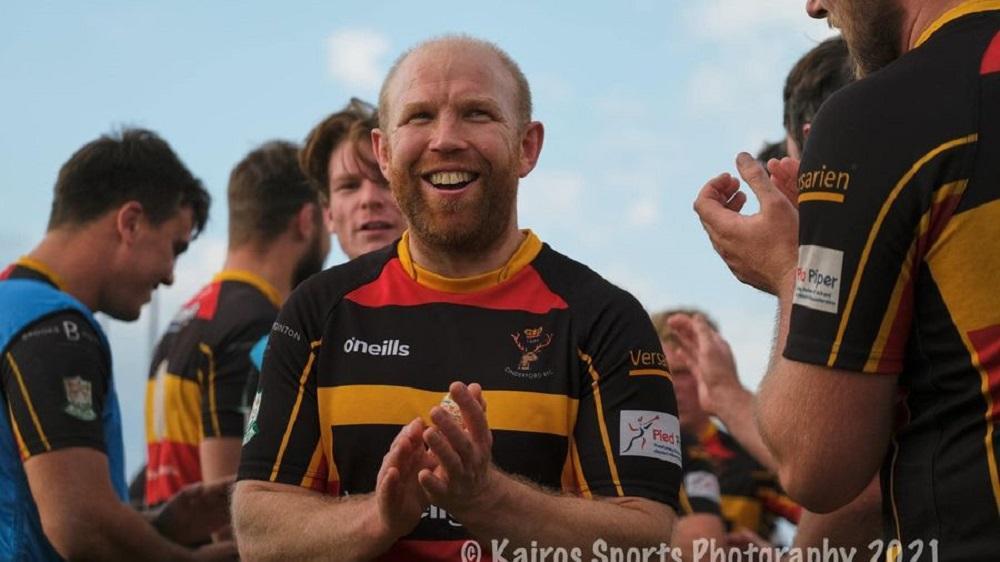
{"left": 63, "top": 376, "right": 97, "bottom": 421}
{"left": 511, "top": 326, "right": 553, "bottom": 371}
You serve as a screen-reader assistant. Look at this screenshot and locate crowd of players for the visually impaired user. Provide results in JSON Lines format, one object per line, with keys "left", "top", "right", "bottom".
{"left": 2, "top": 1, "right": 999, "bottom": 560}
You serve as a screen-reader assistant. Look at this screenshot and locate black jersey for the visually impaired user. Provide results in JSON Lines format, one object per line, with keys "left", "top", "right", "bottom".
{"left": 695, "top": 423, "right": 799, "bottom": 536}
{"left": 784, "top": 4, "right": 1000, "bottom": 559}
{"left": 145, "top": 270, "right": 279, "bottom": 506}
{"left": 0, "top": 259, "right": 111, "bottom": 460}
{"left": 680, "top": 431, "right": 722, "bottom": 518}
{"left": 239, "top": 231, "right": 681, "bottom": 561}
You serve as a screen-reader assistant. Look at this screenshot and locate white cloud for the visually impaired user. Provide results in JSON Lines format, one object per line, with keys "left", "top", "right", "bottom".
{"left": 627, "top": 197, "right": 660, "bottom": 227}
{"left": 519, "top": 169, "right": 585, "bottom": 228}
{"left": 326, "top": 29, "right": 391, "bottom": 92}
{"left": 686, "top": 0, "right": 836, "bottom": 42}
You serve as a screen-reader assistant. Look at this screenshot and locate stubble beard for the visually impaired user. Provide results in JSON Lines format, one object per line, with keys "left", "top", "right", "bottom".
{"left": 389, "top": 150, "right": 520, "bottom": 259}
{"left": 834, "top": 0, "right": 905, "bottom": 77}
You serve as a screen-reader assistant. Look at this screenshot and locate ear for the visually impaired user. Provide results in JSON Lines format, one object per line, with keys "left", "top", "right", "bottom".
{"left": 802, "top": 122, "right": 812, "bottom": 143}
{"left": 115, "top": 201, "right": 144, "bottom": 244}
{"left": 295, "top": 202, "right": 320, "bottom": 241}
{"left": 517, "top": 121, "right": 545, "bottom": 178}
{"left": 371, "top": 128, "right": 391, "bottom": 179}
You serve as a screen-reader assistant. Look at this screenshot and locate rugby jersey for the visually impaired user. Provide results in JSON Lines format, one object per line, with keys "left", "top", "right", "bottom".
{"left": 785, "top": 3, "right": 1000, "bottom": 559}
{"left": 239, "top": 231, "right": 681, "bottom": 561}
{"left": 145, "top": 271, "right": 279, "bottom": 506}
{"left": 694, "top": 423, "right": 799, "bottom": 536}
{"left": 679, "top": 431, "right": 723, "bottom": 518}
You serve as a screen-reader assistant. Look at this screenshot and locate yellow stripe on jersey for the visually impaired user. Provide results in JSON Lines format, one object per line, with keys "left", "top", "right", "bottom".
{"left": 864, "top": 181, "right": 969, "bottom": 372}
{"left": 578, "top": 350, "right": 624, "bottom": 496}
{"left": 317, "top": 385, "right": 579, "bottom": 436}
{"left": 928, "top": 200, "right": 1000, "bottom": 514}
{"left": 7, "top": 405, "right": 29, "bottom": 458}
{"left": 570, "top": 438, "right": 593, "bottom": 499}
{"left": 144, "top": 374, "right": 202, "bottom": 446}
{"left": 720, "top": 495, "right": 763, "bottom": 531}
{"left": 799, "top": 192, "right": 845, "bottom": 204}
{"left": 827, "top": 134, "right": 978, "bottom": 367}
{"left": 14, "top": 256, "right": 68, "bottom": 291}
{"left": 213, "top": 270, "right": 282, "bottom": 308}
{"left": 5, "top": 353, "right": 50, "bottom": 452}
{"left": 679, "top": 488, "right": 693, "bottom": 515}
{"left": 300, "top": 441, "right": 328, "bottom": 489}
{"left": 270, "top": 340, "right": 322, "bottom": 482}
{"left": 199, "top": 343, "right": 220, "bottom": 438}
{"left": 628, "top": 368, "right": 672, "bottom": 381}
{"left": 915, "top": 0, "right": 1000, "bottom": 48}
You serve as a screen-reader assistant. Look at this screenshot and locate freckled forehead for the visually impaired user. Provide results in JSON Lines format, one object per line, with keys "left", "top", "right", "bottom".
{"left": 389, "top": 43, "right": 518, "bottom": 112}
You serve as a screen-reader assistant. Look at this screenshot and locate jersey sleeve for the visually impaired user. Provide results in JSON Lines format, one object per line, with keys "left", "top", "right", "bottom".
{"left": 572, "top": 288, "right": 682, "bottom": 510}
{"left": 782, "top": 84, "right": 974, "bottom": 374}
{"left": 2, "top": 311, "right": 108, "bottom": 458}
{"left": 754, "top": 470, "right": 801, "bottom": 524}
{"left": 680, "top": 434, "right": 722, "bottom": 516}
{"left": 237, "top": 285, "right": 327, "bottom": 490}
{"left": 201, "top": 321, "right": 271, "bottom": 440}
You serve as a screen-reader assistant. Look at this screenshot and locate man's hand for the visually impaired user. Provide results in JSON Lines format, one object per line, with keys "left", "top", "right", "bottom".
{"left": 374, "top": 417, "right": 435, "bottom": 541}
{"left": 419, "top": 382, "right": 498, "bottom": 517}
{"left": 153, "top": 477, "right": 233, "bottom": 545}
{"left": 695, "top": 152, "right": 799, "bottom": 294}
{"left": 666, "top": 314, "right": 743, "bottom": 416}
{"left": 766, "top": 156, "right": 801, "bottom": 207}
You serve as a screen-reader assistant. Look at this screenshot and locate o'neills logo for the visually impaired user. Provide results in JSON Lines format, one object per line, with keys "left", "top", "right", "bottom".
{"left": 343, "top": 337, "right": 410, "bottom": 357}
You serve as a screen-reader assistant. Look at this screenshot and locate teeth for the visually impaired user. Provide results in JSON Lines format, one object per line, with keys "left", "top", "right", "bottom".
{"left": 429, "top": 171, "right": 474, "bottom": 186}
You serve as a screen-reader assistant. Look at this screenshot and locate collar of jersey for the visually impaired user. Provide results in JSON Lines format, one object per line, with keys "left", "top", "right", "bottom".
{"left": 212, "top": 270, "right": 282, "bottom": 307}
{"left": 396, "top": 229, "right": 542, "bottom": 294}
{"left": 915, "top": 0, "right": 1000, "bottom": 48}
{"left": 15, "top": 256, "right": 68, "bottom": 291}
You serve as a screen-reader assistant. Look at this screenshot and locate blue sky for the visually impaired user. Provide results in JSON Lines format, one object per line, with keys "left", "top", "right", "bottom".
{"left": 1, "top": 1, "right": 836, "bottom": 477}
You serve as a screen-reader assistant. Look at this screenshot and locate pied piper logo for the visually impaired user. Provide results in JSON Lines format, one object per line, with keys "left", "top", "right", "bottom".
{"left": 511, "top": 326, "right": 553, "bottom": 371}
{"left": 343, "top": 337, "right": 410, "bottom": 357}
{"left": 622, "top": 415, "right": 666, "bottom": 453}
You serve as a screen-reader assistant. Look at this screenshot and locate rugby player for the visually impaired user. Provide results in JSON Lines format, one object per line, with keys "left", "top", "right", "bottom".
{"left": 0, "top": 129, "right": 235, "bottom": 560}
{"left": 300, "top": 97, "right": 405, "bottom": 260}
{"left": 145, "top": 140, "right": 329, "bottom": 508}
{"left": 232, "top": 36, "right": 681, "bottom": 561}
{"left": 693, "top": 0, "right": 1000, "bottom": 559}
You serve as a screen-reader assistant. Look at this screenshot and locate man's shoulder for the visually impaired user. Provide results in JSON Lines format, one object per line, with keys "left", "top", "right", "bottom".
{"left": 532, "top": 244, "right": 640, "bottom": 311}
{"left": 284, "top": 245, "right": 395, "bottom": 317}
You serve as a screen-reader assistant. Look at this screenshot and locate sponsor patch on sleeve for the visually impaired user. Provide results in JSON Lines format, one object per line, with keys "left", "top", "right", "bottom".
{"left": 793, "top": 245, "right": 844, "bottom": 314}
{"left": 684, "top": 470, "right": 722, "bottom": 503}
{"left": 619, "top": 410, "right": 682, "bottom": 466}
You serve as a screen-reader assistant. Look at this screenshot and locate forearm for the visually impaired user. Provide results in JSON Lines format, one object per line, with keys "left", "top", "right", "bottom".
{"left": 49, "top": 499, "right": 195, "bottom": 562}
{"left": 671, "top": 515, "right": 726, "bottom": 562}
{"left": 456, "top": 470, "right": 674, "bottom": 550}
{"left": 231, "top": 481, "right": 393, "bottom": 562}
{"left": 792, "top": 477, "right": 882, "bottom": 550}
{"left": 710, "top": 384, "right": 779, "bottom": 473}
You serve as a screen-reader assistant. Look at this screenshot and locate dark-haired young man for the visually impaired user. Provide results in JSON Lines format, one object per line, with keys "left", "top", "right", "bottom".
{"left": 145, "top": 140, "right": 329, "bottom": 508}
{"left": 781, "top": 36, "right": 854, "bottom": 160}
{"left": 300, "top": 98, "right": 405, "bottom": 260}
{"left": 0, "top": 129, "right": 234, "bottom": 560}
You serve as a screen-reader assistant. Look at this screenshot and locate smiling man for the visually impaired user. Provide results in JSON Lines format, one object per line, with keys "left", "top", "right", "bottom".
{"left": 232, "top": 36, "right": 681, "bottom": 561}
{"left": 0, "top": 129, "right": 236, "bottom": 560}
{"left": 693, "top": 0, "right": 1000, "bottom": 559}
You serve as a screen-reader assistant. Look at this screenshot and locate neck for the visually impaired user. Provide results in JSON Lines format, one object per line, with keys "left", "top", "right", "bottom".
{"left": 27, "top": 226, "right": 111, "bottom": 311}
{"left": 904, "top": 0, "right": 967, "bottom": 51}
{"left": 222, "top": 243, "right": 296, "bottom": 303}
{"left": 407, "top": 223, "right": 525, "bottom": 279}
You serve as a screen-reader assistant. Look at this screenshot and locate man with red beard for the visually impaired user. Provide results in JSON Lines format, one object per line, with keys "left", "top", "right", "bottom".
{"left": 233, "top": 36, "right": 681, "bottom": 561}
{"left": 693, "top": 0, "right": 1000, "bottom": 559}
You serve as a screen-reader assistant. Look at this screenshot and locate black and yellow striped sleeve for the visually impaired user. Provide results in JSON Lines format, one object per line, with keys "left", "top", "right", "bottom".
{"left": 237, "top": 284, "right": 327, "bottom": 488}
{"left": 572, "top": 287, "right": 681, "bottom": 510}
{"left": 1, "top": 311, "right": 108, "bottom": 458}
